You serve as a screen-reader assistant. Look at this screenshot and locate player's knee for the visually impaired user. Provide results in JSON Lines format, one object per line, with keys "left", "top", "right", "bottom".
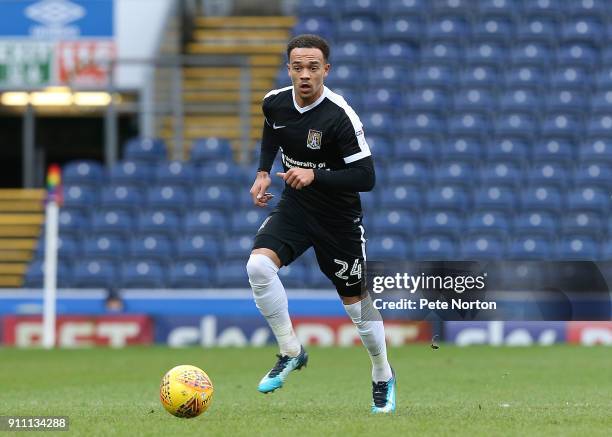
{"left": 246, "top": 253, "right": 279, "bottom": 287}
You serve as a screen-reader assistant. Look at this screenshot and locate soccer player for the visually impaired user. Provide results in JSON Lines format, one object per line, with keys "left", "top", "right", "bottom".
{"left": 246, "top": 34, "right": 395, "bottom": 413}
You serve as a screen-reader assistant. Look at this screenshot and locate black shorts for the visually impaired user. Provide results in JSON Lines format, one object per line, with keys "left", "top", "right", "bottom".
{"left": 253, "top": 201, "right": 367, "bottom": 297}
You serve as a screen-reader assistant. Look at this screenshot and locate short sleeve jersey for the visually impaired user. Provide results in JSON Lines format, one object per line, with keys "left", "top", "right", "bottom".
{"left": 261, "top": 85, "right": 372, "bottom": 224}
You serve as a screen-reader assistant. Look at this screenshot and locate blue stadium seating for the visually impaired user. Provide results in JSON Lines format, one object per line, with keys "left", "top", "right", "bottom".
{"left": 190, "top": 137, "right": 233, "bottom": 163}
{"left": 168, "top": 261, "right": 213, "bottom": 288}
{"left": 461, "top": 235, "right": 506, "bottom": 259}
{"left": 155, "top": 161, "right": 195, "bottom": 186}
{"left": 109, "top": 160, "right": 153, "bottom": 186}
{"left": 120, "top": 260, "right": 166, "bottom": 288}
{"left": 63, "top": 160, "right": 104, "bottom": 186}
{"left": 184, "top": 209, "right": 227, "bottom": 235}
{"left": 129, "top": 235, "right": 173, "bottom": 262}
{"left": 24, "top": 260, "right": 73, "bottom": 288}
{"left": 91, "top": 209, "right": 134, "bottom": 235}
{"left": 101, "top": 185, "right": 144, "bottom": 210}
{"left": 63, "top": 185, "right": 98, "bottom": 210}
{"left": 368, "top": 235, "right": 410, "bottom": 260}
{"left": 176, "top": 234, "right": 222, "bottom": 261}
{"left": 124, "top": 138, "right": 166, "bottom": 162}
{"left": 72, "top": 259, "right": 117, "bottom": 288}
{"left": 83, "top": 235, "right": 126, "bottom": 261}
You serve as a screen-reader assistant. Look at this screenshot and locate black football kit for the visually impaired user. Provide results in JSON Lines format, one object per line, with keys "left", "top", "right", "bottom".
{"left": 253, "top": 85, "right": 375, "bottom": 296}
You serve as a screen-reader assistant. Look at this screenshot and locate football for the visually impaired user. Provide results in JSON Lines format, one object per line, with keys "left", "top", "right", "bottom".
{"left": 159, "top": 365, "right": 214, "bottom": 418}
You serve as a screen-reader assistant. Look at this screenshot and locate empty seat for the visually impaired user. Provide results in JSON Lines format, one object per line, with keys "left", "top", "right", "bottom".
{"left": 381, "top": 16, "right": 422, "bottom": 41}
{"left": 461, "top": 235, "right": 506, "bottom": 259}
{"left": 513, "top": 211, "right": 557, "bottom": 237}
{"left": 434, "top": 160, "right": 476, "bottom": 186}
{"left": 578, "top": 138, "right": 612, "bottom": 164}
{"left": 473, "top": 17, "right": 513, "bottom": 43}
{"left": 168, "top": 261, "right": 212, "bottom": 288}
{"left": 550, "top": 66, "right": 590, "bottom": 90}
{"left": 58, "top": 209, "right": 90, "bottom": 236}
{"left": 379, "top": 185, "right": 422, "bottom": 211}
{"left": 176, "top": 234, "right": 222, "bottom": 261}
{"left": 62, "top": 185, "right": 99, "bottom": 210}
{"left": 155, "top": 161, "right": 195, "bottom": 186}
{"left": 532, "top": 139, "right": 574, "bottom": 163}
{"left": 83, "top": 235, "right": 126, "bottom": 261}
{"left": 406, "top": 87, "right": 449, "bottom": 112}
{"left": 367, "top": 235, "right": 410, "bottom": 260}
{"left": 467, "top": 210, "right": 511, "bottom": 234}
{"left": 101, "top": 185, "right": 144, "bottom": 209}
{"left": 372, "top": 210, "right": 418, "bottom": 236}
{"left": 511, "top": 42, "right": 553, "bottom": 66}
{"left": 129, "top": 234, "right": 173, "bottom": 262}
{"left": 63, "top": 160, "right": 104, "bottom": 186}
{"left": 109, "top": 160, "right": 153, "bottom": 186}
{"left": 440, "top": 137, "right": 483, "bottom": 162}
{"left": 425, "top": 185, "right": 469, "bottom": 211}
{"left": 526, "top": 162, "right": 570, "bottom": 187}
{"left": 192, "top": 184, "right": 237, "bottom": 210}
{"left": 460, "top": 65, "right": 500, "bottom": 88}
{"left": 487, "top": 137, "right": 529, "bottom": 164}
{"left": 557, "top": 43, "right": 598, "bottom": 68}
{"left": 561, "top": 212, "right": 604, "bottom": 237}
{"left": 480, "top": 161, "right": 523, "bottom": 187}
{"left": 574, "top": 162, "right": 612, "bottom": 188}
{"left": 72, "top": 259, "right": 117, "bottom": 288}
{"left": 216, "top": 260, "right": 249, "bottom": 287}
{"left": 277, "top": 263, "right": 310, "bottom": 288}
{"left": 413, "top": 64, "right": 456, "bottom": 88}
{"left": 453, "top": 88, "right": 495, "bottom": 113}
{"left": 473, "top": 185, "right": 517, "bottom": 211}
{"left": 465, "top": 42, "right": 506, "bottom": 66}
{"left": 427, "top": 16, "right": 470, "bottom": 42}
{"left": 421, "top": 42, "right": 461, "bottom": 65}
{"left": 508, "top": 235, "right": 553, "bottom": 259}
{"left": 120, "top": 260, "right": 166, "bottom": 288}
{"left": 230, "top": 209, "right": 269, "bottom": 234}
{"left": 124, "top": 138, "right": 166, "bottom": 162}
{"left": 540, "top": 113, "right": 582, "bottom": 140}
{"left": 498, "top": 88, "right": 541, "bottom": 113}
{"left": 137, "top": 209, "right": 181, "bottom": 236}
{"left": 505, "top": 65, "right": 547, "bottom": 89}
{"left": 520, "top": 185, "right": 563, "bottom": 212}
{"left": 556, "top": 235, "right": 599, "bottom": 260}
{"left": 388, "top": 162, "right": 430, "bottom": 185}
{"left": 191, "top": 137, "right": 232, "bottom": 162}
{"left": 515, "top": 18, "right": 557, "bottom": 44}
{"left": 420, "top": 210, "right": 463, "bottom": 236}
{"left": 91, "top": 209, "right": 134, "bottom": 235}
{"left": 394, "top": 136, "right": 437, "bottom": 163}
{"left": 146, "top": 185, "right": 190, "bottom": 212}
{"left": 24, "top": 259, "right": 72, "bottom": 288}
{"left": 413, "top": 235, "right": 458, "bottom": 260}
{"left": 567, "top": 186, "right": 610, "bottom": 213}
{"left": 184, "top": 209, "right": 227, "bottom": 234}
{"left": 337, "top": 17, "right": 378, "bottom": 41}
{"left": 223, "top": 234, "right": 255, "bottom": 260}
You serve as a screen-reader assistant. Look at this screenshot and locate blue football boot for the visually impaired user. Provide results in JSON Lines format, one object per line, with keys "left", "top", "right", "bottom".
{"left": 371, "top": 368, "right": 396, "bottom": 413}
{"left": 257, "top": 346, "right": 308, "bottom": 393}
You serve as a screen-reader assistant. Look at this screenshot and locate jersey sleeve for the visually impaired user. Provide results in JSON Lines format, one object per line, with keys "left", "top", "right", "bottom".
{"left": 336, "top": 109, "right": 372, "bottom": 164}
{"left": 258, "top": 97, "right": 280, "bottom": 173}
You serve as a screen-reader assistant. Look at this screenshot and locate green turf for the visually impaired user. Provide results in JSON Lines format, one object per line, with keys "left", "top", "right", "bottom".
{"left": 0, "top": 345, "right": 610, "bottom": 436}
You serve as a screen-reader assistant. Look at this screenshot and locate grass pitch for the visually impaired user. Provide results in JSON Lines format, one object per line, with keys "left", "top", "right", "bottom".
{"left": 0, "top": 345, "right": 610, "bottom": 436}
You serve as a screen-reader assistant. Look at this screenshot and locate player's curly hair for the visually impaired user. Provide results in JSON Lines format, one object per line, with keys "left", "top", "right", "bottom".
{"left": 287, "top": 34, "right": 330, "bottom": 62}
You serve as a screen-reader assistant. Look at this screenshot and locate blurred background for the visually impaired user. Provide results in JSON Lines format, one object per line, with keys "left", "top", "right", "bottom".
{"left": 0, "top": 0, "right": 610, "bottom": 348}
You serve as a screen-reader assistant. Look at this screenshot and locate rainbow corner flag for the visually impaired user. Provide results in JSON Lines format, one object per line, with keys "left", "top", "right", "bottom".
{"left": 46, "top": 164, "right": 63, "bottom": 205}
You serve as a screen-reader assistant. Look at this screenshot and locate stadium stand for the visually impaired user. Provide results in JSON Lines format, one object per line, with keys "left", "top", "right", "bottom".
{"left": 23, "top": 1, "right": 612, "bottom": 288}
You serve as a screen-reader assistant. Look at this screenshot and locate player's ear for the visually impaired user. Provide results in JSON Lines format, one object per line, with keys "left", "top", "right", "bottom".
{"left": 323, "top": 63, "right": 330, "bottom": 77}
{"left": 286, "top": 63, "right": 291, "bottom": 75}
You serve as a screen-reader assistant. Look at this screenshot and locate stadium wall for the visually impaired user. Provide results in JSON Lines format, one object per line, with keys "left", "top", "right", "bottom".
{"left": 0, "top": 291, "right": 610, "bottom": 347}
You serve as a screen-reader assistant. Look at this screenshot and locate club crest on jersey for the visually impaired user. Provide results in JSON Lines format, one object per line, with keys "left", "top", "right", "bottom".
{"left": 306, "top": 129, "right": 322, "bottom": 150}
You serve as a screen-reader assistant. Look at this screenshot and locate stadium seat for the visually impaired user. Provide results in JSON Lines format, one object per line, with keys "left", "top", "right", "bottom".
{"left": 195, "top": 160, "right": 237, "bottom": 186}
{"left": 168, "top": 261, "right": 212, "bottom": 288}
{"left": 223, "top": 234, "right": 255, "bottom": 260}
{"left": 513, "top": 211, "right": 557, "bottom": 237}
{"left": 293, "top": 17, "right": 335, "bottom": 41}
{"left": 368, "top": 65, "right": 410, "bottom": 87}
{"left": 427, "top": 17, "right": 470, "bottom": 43}
{"left": 550, "top": 66, "right": 590, "bottom": 90}
{"left": 508, "top": 235, "right": 554, "bottom": 259}
{"left": 63, "top": 160, "right": 104, "bottom": 186}
{"left": 277, "top": 263, "right": 310, "bottom": 288}
{"left": 109, "top": 160, "right": 153, "bottom": 186}
{"left": 578, "top": 138, "right": 612, "bottom": 164}
{"left": 394, "top": 136, "right": 437, "bottom": 163}
{"left": 101, "top": 185, "right": 144, "bottom": 210}
{"left": 363, "top": 87, "right": 403, "bottom": 110}
{"left": 586, "top": 115, "right": 612, "bottom": 137}
{"left": 367, "top": 235, "right": 410, "bottom": 260}
{"left": 515, "top": 18, "right": 557, "bottom": 44}
{"left": 366, "top": 136, "right": 394, "bottom": 159}
{"left": 297, "top": 0, "right": 336, "bottom": 17}
{"left": 335, "top": 41, "right": 373, "bottom": 64}
{"left": 361, "top": 111, "right": 397, "bottom": 137}
{"left": 574, "top": 162, "right": 612, "bottom": 188}
{"left": 421, "top": 42, "right": 462, "bottom": 65}
{"left": 478, "top": 0, "right": 517, "bottom": 18}
{"left": 386, "top": 0, "right": 429, "bottom": 17}
{"left": 83, "top": 235, "right": 126, "bottom": 261}
{"left": 146, "top": 185, "right": 190, "bottom": 213}
{"left": 388, "top": 161, "right": 430, "bottom": 185}
{"left": 192, "top": 184, "right": 237, "bottom": 210}
{"left": 176, "top": 234, "right": 222, "bottom": 261}
{"left": 58, "top": 209, "right": 90, "bottom": 237}
{"left": 440, "top": 137, "right": 483, "bottom": 162}
{"left": 336, "top": 17, "right": 378, "bottom": 41}
{"left": 62, "top": 185, "right": 99, "bottom": 210}
{"left": 379, "top": 185, "right": 422, "bottom": 211}
{"left": 129, "top": 235, "right": 173, "bottom": 262}
{"left": 532, "top": 139, "right": 574, "bottom": 164}
{"left": 230, "top": 209, "right": 268, "bottom": 234}
{"left": 327, "top": 63, "right": 361, "bottom": 88}
{"left": 448, "top": 113, "right": 489, "bottom": 137}
{"left": 434, "top": 160, "right": 476, "bottom": 187}
{"left": 190, "top": 137, "right": 233, "bottom": 163}
{"left": 425, "top": 185, "right": 469, "bottom": 211}
{"left": 91, "top": 209, "right": 134, "bottom": 235}
{"left": 505, "top": 65, "right": 547, "bottom": 89}
{"left": 473, "top": 17, "right": 513, "bottom": 43}
{"left": 372, "top": 210, "right": 418, "bottom": 236}
{"left": 34, "top": 234, "right": 81, "bottom": 263}
{"left": 120, "top": 260, "right": 166, "bottom": 288}
{"left": 556, "top": 235, "right": 599, "bottom": 260}
{"left": 522, "top": 0, "right": 562, "bottom": 18}
{"left": 494, "top": 112, "right": 536, "bottom": 139}
{"left": 123, "top": 138, "right": 166, "bottom": 162}
{"left": 72, "top": 259, "right": 117, "bottom": 288}
{"left": 381, "top": 16, "right": 422, "bottom": 42}
{"left": 557, "top": 44, "right": 598, "bottom": 68}
{"left": 400, "top": 112, "right": 445, "bottom": 136}
{"left": 540, "top": 114, "right": 582, "bottom": 140}
{"left": 413, "top": 235, "right": 458, "bottom": 260}
{"left": 590, "top": 90, "right": 612, "bottom": 114}
{"left": 24, "top": 259, "right": 73, "bottom": 288}
{"left": 184, "top": 209, "right": 227, "bottom": 235}
{"left": 480, "top": 161, "right": 523, "bottom": 187}
{"left": 526, "top": 162, "right": 570, "bottom": 187}
{"left": 487, "top": 138, "right": 529, "bottom": 164}
{"left": 566, "top": 186, "right": 610, "bottom": 214}
{"left": 216, "top": 260, "right": 249, "bottom": 288}
{"left": 511, "top": 42, "right": 553, "bottom": 67}
{"left": 155, "top": 161, "right": 195, "bottom": 186}
{"left": 473, "top": 185, "right": 517, "bottom": 212}
{"left": 460, "top": 235, "right": 506, "bottom": 259}
{"left": 561, "top": 19, "right": 604, "bottom": 45}
{"left": 453, "top": 88, "right": 495, "bottom": 113}
{"left": 137, "top": 209, "right": 181, "bottom": 237}
{"left": 413, "top": 64, "right": 456, "bottom": 89}
{"left": 594, "top": 67, "right": 612, "bottom": 90}
{"left": 498, "top": 89, "right": 541, "bottom": 113}
{"left": 460, "top": 65, "right": 500, "bottom": 88}
{"left": 419, "top": 210, "right": 463, "bottom": 236}
{"left": 520, "top": 185, "right": 563, "bottom": 213}
{"left": 467, "top": 210, "right": 511, "bottom": 235}
{"left": 374, "top": 41, "right": 417, "bottom": 65}
{"left": 465, "top": 42, "right": 506, "bottom": 66}
{"left": 561, "top": 212, "right": 604, "bottom": 237}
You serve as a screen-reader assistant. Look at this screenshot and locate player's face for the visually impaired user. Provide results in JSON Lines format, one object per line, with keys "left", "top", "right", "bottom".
{"left": 287, "top": 47, "right": 329, "bottom": 107}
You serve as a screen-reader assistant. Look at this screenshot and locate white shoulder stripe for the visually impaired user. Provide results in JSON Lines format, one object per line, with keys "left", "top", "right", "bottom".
{"left": 264, "top": 86, "right": 293, "bottom": 100}
{"left": 325, "top": 87, "right": 372, "bottom": 164}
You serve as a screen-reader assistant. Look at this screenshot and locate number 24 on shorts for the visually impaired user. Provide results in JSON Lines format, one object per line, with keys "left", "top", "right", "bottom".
{"left": 334, "top": 258, "right": 362, "bottom": 286}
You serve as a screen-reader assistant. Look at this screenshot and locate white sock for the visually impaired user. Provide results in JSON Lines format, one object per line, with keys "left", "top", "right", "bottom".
{"left": 247, "top": 254, "right": 301, "bottom": 357}
{"left": 344, "top": 295, "right": 392, "bottom": 382}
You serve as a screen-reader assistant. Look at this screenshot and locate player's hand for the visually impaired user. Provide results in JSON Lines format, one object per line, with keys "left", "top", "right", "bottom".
{"left": 276, "top": 168, "right": 314, "bottom": 190}
{"left": 250, "top": 171, "right": 273, "bottom": 207}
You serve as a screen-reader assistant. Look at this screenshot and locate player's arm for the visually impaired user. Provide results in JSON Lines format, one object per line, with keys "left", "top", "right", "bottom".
{"left": 250, "top": 102, "right": 279, "bottom": 207}
{"left": 313, "top": 156, "right": 375, "bottom": 192}
{"left": 312, "top": 111, "right": 375, "bottom": 192}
